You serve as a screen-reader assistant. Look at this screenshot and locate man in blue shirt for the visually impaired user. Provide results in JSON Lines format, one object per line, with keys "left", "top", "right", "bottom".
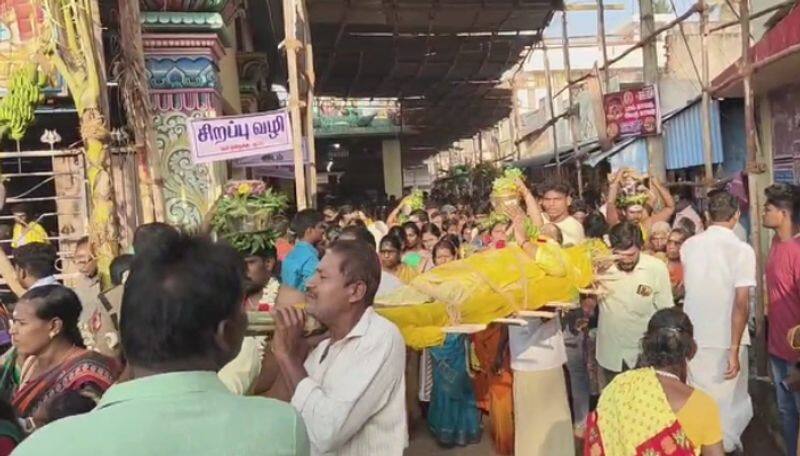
{"left": 282, "top": 209, "right": 324, "bottom": 292}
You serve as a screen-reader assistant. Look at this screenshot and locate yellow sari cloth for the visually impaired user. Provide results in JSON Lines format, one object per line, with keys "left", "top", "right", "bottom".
{"left": 394, "top": 264, "right": 419, "bottom": 284}
{"left": 376, "top": 240, "right": 597, "bottom": 349}
{"left": 588, "top": 368, "right": 697, "bottom": 456}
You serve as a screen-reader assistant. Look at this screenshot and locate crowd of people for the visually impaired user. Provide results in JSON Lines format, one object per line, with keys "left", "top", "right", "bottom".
{"left": 0, "top": 170, "right": 794, "bottom": 456}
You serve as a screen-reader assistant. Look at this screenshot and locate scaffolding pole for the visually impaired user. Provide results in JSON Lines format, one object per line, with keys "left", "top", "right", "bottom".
{"left": 542, "top": 43, "right": 560, "bottom": 175}
{"left": 700, "top": 0, "right": 715, "bottom": 184}
{"left": 640, "top": 0, "right": 667, "bottom": 182}
{"left": 556, "top": 3, "right": 701, "bottom": 99}
{"left": 300, "top": 0, "right": 318, "bottom": 208}
{"left": 561, "top": 12, "right": 584, "bottom": 196}
{"left": 596, "top": 0, "right": 611, "bottom": 89}
{"left": 737, "top": 0, "right": 768, "bottom": 376}
{"left": 284, "top": 0, "right": 309, "bottom": 209}
{"left": 511, "top": 76, "right": 522, "bottom": 160}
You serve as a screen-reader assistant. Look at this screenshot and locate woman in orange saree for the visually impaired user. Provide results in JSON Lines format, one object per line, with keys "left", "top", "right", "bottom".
{"left": 584, "top": 308, "right": 724, "bottom": 456}
{"left": 471, "top": 324, "right": 513, "bottom": 455}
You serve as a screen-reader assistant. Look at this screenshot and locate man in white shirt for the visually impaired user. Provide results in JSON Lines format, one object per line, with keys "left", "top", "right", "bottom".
{"left": 272, "top": 239, "right": 407, "bottom": 455}
{"left": 510, "top": 314, "right": 574, "bottom": 455}
{"left": 681, "top": 191, "right": 754, "bottom": 453}
{"left": 521, "top": 180, "right": 585, "bottom": 246}
{"left": 13, "top": 242, "right": 59, "bottom": 290}
{"left": 519, "top": 180, "right": 591, "bottom": 437}
{"left": 584, "top": 221, "right": 673, "bottom": 387}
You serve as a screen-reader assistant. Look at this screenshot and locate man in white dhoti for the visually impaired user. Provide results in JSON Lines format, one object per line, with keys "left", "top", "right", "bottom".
{"left": 681, "top": 190, "right": 754, "bottom": 453}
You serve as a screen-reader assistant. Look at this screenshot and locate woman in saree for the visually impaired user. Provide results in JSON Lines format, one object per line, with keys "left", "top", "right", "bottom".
{"left": 426, "top": 239, "right": 482, "bottom": 447}
{"left": 402, "top": 222, "right": 431, "bottom": 271}
{"left": 0, "top": 400, "right": 22, "bottom": 455}
{"left": 420, "top": 223, "right": 442, "bottom": 253}
{"left": 8, "top": 285, "right": 119, "bottom": 431}
{"left": 585, "top": 308, "right": 724, "bottom": 456}
{"left": 379, "top": 235, "right": 419, "bottom": 284}
{"left": 471, "top": 325, "right": 513, "bottom": 455}
{"left": 417, "top": 223, "right": 442, "bottom": 273}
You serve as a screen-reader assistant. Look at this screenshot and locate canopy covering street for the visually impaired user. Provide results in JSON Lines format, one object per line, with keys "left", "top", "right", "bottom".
{"left": 305, "top": 0, "right": 561, "bottom": 156}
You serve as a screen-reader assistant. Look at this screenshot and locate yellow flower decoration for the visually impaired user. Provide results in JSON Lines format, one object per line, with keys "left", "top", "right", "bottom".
{"left": 237, "top": 182, "right": 253, "bottom": 196}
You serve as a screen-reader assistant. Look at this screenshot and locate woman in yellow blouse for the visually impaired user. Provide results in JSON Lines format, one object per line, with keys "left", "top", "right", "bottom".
{"left": 379, "top": 235, "right": 418, "bottom": 284}
{"left": 10, "top": 204, "right": 49, "bottom": 249}
{"left": 585, "top": 307, "right": 724, "bottom": 456}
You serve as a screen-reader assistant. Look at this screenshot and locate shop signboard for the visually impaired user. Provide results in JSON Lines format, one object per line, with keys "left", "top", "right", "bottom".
{"left": 188, "top": 109, "right": 292, "bottom": 164}
{"left": 774, "top": 159, "right": 796, "bottom": 184}
{"left": 603, "top": 84, "right": 661, "bottom": 142}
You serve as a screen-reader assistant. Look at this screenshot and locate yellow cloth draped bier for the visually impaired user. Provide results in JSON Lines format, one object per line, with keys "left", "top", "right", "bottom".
{"left": 376, "top": 241, "right": 600, "bottom": 349}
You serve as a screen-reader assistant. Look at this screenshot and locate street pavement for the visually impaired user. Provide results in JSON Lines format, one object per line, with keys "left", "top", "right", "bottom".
{"left": 406, "top": 414, "right": 783, "bottom": 455}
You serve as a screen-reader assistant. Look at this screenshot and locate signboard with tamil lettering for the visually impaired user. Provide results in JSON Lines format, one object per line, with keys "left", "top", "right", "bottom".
{"left": 231, "top": 139, "right": 309, "bottom": 168}
{"left": 603, "top": 85, "right": 661, "bottom": 142}
{"left": 188, "top": 109, "right": 293, "bottom": 164}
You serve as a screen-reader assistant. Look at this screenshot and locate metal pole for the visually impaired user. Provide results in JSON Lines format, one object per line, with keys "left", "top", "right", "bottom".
{"left": 596, "top": 0, "right": 611, "bottom": 89}
{"left": 542, "top": 43, "right": 560, "bottom": 175}
{"left": 640, "top": 0, "right": 667, "bottom": 181}
{"left": 699, "top": 0, "right": 715, "bottom": 185}
{"left": 561, "top": 12, "right": 584, "bottom": 196}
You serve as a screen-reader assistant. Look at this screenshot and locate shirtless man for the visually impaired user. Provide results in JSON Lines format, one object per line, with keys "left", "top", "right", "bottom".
{"left": 606, "top": 170, "right": 675, "bottom": 236}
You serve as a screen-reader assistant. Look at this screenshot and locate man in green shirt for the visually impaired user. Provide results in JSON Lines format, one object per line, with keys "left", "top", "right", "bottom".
{"left": 15, "top": 235, "right": 310, "bottom": 455}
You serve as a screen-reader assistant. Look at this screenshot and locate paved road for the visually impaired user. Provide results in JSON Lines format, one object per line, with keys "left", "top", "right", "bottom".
{"left": 406, "top": 415, "right": 783, "bottom": 455}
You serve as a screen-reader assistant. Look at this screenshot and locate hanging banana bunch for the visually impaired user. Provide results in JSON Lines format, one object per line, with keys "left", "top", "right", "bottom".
{"left": 0, "top": 64, "right": 46, "bottom": 142}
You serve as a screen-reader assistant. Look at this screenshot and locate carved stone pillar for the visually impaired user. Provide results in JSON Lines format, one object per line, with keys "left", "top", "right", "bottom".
{"left": 141, "top": 7, "right": 231, "bottom": 229}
